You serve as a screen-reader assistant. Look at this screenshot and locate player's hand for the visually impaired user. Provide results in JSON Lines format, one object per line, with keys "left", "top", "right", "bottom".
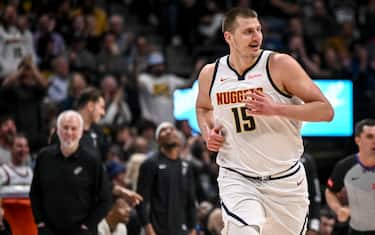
{"left": 205, "top": 125, "right": 224, "bottom": 152}
{"left": 337, "top": 206, "right": 350, "bottom": 222}
{"left": 243, "top": 90, "right": 277, "bottom": 116}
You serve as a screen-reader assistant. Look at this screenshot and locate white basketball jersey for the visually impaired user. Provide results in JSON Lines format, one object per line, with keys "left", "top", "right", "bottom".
{"left": 210, "top": 50, "right": 304, "bottom": 176}
{"left": 0, "top": 163, "right": 33, "bottom": 186}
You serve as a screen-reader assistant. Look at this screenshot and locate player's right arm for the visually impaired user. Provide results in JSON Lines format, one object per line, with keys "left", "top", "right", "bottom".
{"left": 196, "top": 63, "right": 224, "bottom": 151}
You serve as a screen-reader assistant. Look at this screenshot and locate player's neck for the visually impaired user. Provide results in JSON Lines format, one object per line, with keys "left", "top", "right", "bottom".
{"left": 229, "top": 51, "right": 261, "bottom": 75}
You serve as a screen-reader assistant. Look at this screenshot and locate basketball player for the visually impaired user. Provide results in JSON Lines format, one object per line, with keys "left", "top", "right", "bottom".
{"left": 196, "top": 8, "right": 334, "bottom": 235}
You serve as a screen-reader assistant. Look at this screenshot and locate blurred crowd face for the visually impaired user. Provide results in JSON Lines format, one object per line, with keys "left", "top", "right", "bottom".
{"left": 58, "top": 113, "right": 83, "bottom": 149}
{"left": 11, "top": 136, "right": 30, "bottom": 166}
{"left": 0, "top": 119, "right": 17, "bottom": 145}
{"left": 70, "top": 73, "right": 87, "bottom": 97}
{"left": 319, "top": 216, "right": 335, "bottom": 235}
{"left": 150, "top": 64, "right": 166, "bottom": 77}
{"left": 4, "top": 5, "right": 17, "bottom": 25}
{"left": 54, "top": 57, "right": 70, "bottom": 77}
{"left": 100, "top": 76, "right": 118, "bottom": 101}
{"left": 113, "top": 198, "right": 131, "bottom": 224}
{"left": 109, "top": 15, "right": 123, "bottom": 35}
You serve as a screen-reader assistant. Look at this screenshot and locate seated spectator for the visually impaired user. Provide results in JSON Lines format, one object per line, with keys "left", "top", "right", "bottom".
{"left": 0, "top": 133, "right": 32, "bottom": 190}
{"left": 207, "top": 208, "right": 223, "bottom": 235}
{"left": 106, "top": 160, "right": 127, "bottom": 188}
{"left": 98, "top": 196, "right": 131, "bottom": 235}
{"left": 0, "top": 116, "right": 17, "bottom": 164}
{"left": 0, "top": 133, "right": 35, "bottom": 235}
{"left": 319, "top": 207, "right": 336, "bottom": 235}
{"left": 59, "top": 72, "right": 88, "bottom": 111}
{"left": 47, "top": 55, "right": 71, "bottom": 103}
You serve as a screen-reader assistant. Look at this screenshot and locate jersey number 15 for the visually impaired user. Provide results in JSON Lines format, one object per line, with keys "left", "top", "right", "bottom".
{"left": 231, "top": 107, "right": 256, "bottom": 133}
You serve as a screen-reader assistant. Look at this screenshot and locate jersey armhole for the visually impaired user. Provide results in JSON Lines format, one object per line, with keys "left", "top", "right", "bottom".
{"left": 266, "top": 53, "right": 292, "bottom": 98}
{"left": 208, "top": 59, "right": 220, "bottom": 97}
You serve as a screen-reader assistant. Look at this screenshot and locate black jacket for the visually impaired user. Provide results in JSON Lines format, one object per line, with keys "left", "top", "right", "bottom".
{"left": 136, "top": 152, "right": 196, "bottom": 235}
{"left": 29, "top": 144, "right": 112, "bottom": 233}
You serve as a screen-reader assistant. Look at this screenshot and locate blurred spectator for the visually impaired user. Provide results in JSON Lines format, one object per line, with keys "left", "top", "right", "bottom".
{"left": 136, "top": 119, "right": 157, "bottom": 153}
{"left": 125, "top": 153, "right": 147, "bottom": 191}
{"left": 17, "top": 14, "right": 37, "bottom": 64}
{"left": 197, "top": 2, "right": 224, "bottom": 46}
{"left": 358, "top": 0, "right": 375, "bottom": 41}
{"left": 320, "top": 47, "right": 347, "bottom": 77}
{"left": 1, "top": 56, "right": 48, "bottom": 152}
{"left": 287, "top": 35, "right": 322, "bottom": 76}
{"left": 127, "top": 36, "right": 153, "bottom": 74}
{"left": 325, "top": 119, "right": 375, "bottom": 234}
{"left": 106, "top": 160, "right": 127, "bottom": 188}
{"left": 303, "top": 0, "right": 338, "bottom": 50}
{"left": 47, "top": 55, "right": 71, "bottom": 103}
{"left": 100, "top": 75, "right": 132, "bottom": 127}
{"left": 112, "top": 124, "right": 135, "bottom": 157}
{"left": 71, "top": 0, "right": 108, "bottom": 37}
{"left": 196, "top": 201, "right": 214, "bottom": 235}
{"left": 0, "top": 133, "right": 32, "bottom": 188}
{"left": 0, "top": 5, "right": 31, "bottom": 80}
{"left": 65, "top": 35, "right": 96, "bottom": 79}
{"left": 96, "top": 33, "right": 128, "bottom": 81}
{"left": 136, "top": 122, "right": 196, "bottom": 235}
{"left": 54, "top": 0, "right": 73, "bottom": 43}
{"left": 176, "top": 119, "right": 194, "bottom": 139}
{"left": 0, "top": 116, "right": 16, "bottom": 164}
{"left": 59, "top": 72, "right": 88, "bottom": 111}
{"left": 98, "top": 196, "right": 131, "bottom": 235}
{"left": 33, "top": 14, "right": 65, "bottom": 70}
{"left": 319, "top": 207, "right": 336, "bottom": 235}
{"left": 105, "top": 145, "right": 124, "bottom": 163}
{"left": 108, "top": 15, "right": 134, "bottom": 56}
{"left": 137, "top": 52, "right": 202, "bottom": 125}
{"left": 189, "top": 136, "right": 219, "bottom": 203}
{"left": 207, "top": 208, "right": 223, "bottom": 235}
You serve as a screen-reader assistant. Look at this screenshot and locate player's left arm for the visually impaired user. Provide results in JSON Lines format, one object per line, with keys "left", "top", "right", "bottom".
{"left": 245, "top": 53, "right": 334, "bottom": 122}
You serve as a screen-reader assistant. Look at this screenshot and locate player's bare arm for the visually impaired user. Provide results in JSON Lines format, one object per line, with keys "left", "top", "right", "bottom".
{"left": 196, "top": 63, "right": 225, "bottom": 151}
{"left": 245, "top": 53, "right": 334, "bottom": 122}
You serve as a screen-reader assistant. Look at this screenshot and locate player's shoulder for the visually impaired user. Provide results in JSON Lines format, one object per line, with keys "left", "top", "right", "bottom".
{"left": 199, "top": 62, "right": 217, "bottom": 79}
{"left": 269, "top": 52, "right": 297, "bottom": 69}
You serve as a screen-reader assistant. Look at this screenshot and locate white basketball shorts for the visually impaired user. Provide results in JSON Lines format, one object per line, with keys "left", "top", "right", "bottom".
{"left": 218, "top": 161, "right": 309, "bottom": 235}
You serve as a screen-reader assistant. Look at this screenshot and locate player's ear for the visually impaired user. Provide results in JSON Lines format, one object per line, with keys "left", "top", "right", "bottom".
{"left": 223, "top": 31, "right": 231, "bottom": 44}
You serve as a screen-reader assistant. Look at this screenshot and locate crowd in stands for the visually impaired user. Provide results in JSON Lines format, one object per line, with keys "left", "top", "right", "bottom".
{"left": 0, "top": 0, "right": 374, "bottom": 234}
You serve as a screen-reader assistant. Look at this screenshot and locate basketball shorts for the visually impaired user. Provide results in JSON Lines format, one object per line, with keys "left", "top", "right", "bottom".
{"left": 218, "top": 161, "right": 309, "bottom": 235}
